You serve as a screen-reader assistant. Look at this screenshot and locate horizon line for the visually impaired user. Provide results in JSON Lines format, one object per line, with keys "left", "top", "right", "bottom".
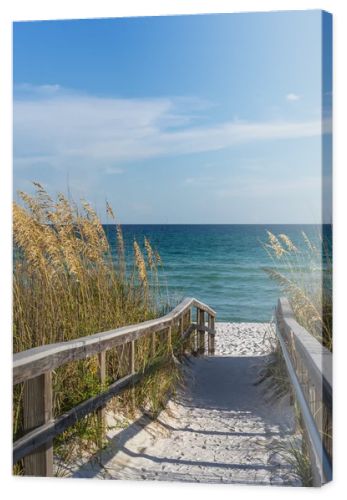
{"left": 101, "top": 222, "right": 329, "bottom": 226}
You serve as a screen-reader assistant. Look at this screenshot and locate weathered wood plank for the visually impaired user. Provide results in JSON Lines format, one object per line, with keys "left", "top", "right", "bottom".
{"left": 13, "top": 297, "right": 217, "bottom": 473}
{"left": 23, "top": 372, "right": 53, "bottom": 476}
{"left": 198, "top": 309, "right": 205, "bottom": 355}
{"left": 13, "top": 297, "right": 216, "bottom": 385}
{"left": 129, "top": 340, "right": 135, "bottom": 374}
{"left": 210, "top": 316, "right": 215, "bottom": 355}
{"left": 179, "top": 317, "right": 184, "bottom": 355}
{"left": 276, "top": 319, "right": 332, "bottom": 485}
{"left": 14, "top": 354, "right": 175, "bottom": 464}
{"left": 276, "top": 296, "right": 332, "bottom": 483}
{"left": 96, "top": 351, "right": 106, "bottom": 444}
{"left": 14, "top": 372, "right": 140, "bottom": 464}
{"left": 13, "top": 298, "right": 215, "bottom": 476}
{"left": 13, "top": 299, "right": 215, "bottom": 476}
{"left": 129, "top": 340, "right": 136, "bottom": 411}
{"left": 181, "top": 324, "right": 196, "bottom": 341}
{"left": 276, "top": 297, "right": 332, "bottom": 409}
{"left": 207, "top": 315, "right": 212, "bottom": 355}
{"left": 196, "top": 324, "right": 215, "bottom": 333}
{"left": 167, "top": 325, "right": 172, "bottom": 354}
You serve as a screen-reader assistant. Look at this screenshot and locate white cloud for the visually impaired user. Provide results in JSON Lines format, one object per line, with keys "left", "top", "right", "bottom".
{"left": 215, "top": 175, "right": 321, "bottom": 199}
{"left": 183, "top": 176, "right": 214, "bottom": 186}
{"left": 14, "top": 86, "right": 322, "bottom": 174}
{"left": 105, "top": 167, "right": 124, "bottom": 175}
{"left": 286, "top": 93, "right": 301, "bottom": 101}
{"left": 15, "top": 83, "right": 62, "bottom": 97}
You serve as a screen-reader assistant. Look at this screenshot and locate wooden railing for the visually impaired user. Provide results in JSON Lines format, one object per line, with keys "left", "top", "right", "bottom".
{"left": 13, "top": 297, "right": 216, "bottom": 477}
{"left": 275, "top": 297, "right": 332, "bottom": 486}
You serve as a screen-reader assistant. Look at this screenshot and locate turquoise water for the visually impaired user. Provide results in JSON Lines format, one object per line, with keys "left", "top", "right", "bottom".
{"left": 104, "top": 224, "right": 327, "bottom": 322}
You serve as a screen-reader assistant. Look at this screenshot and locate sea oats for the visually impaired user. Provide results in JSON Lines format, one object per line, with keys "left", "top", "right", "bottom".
{"left": 266, "top": 231, "right": 286, "bottom": 258}
{"left": 301, "top": 231, "right": 318, "bottom": 254}
{"left": 144, "top": 237, "right": 154, "bottom": 270}
{"left": 134, "top": 240, "right": 147, "bottom": 284}
{"left": 279, "top": 234, "right": 298, "bottom": 253}
{"left": 116, "top": 223, "right": 126, "bottom": 276}
{"left": 13, "top": 182, "right": 178, "bottom": 474}
{"left": 154, "top": 249, "right": 162, "bottom": 266}
{"left": 106, "top": 201, "right": 115, "bottom": 220}
{"left": 262, "top": 225, "right": 331, "bottom": 350}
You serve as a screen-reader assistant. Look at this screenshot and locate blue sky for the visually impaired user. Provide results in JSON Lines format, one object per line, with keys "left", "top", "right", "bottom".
{"left": 13, "top": 10, "right": 332, "bottom": 223}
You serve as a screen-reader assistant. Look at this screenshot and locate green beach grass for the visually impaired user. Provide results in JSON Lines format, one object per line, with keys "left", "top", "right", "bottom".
{"left": 262, "top": 230, "right": 332, "bottom": 351}
{"left": 13, "top": 183, "right": 183, "bottom": 475}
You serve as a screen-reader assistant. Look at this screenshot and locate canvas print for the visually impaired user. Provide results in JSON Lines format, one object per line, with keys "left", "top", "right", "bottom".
{"left": 13, "top": 11, "right": 332, "bottom": 486}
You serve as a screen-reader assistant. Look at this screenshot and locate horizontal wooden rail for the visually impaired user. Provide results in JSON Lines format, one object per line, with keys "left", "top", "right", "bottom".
{"left": 275, "top": 297, "right": 332, "bottom": 486}
{"left": 13, "top": 297, "right": 216, "bottom": 476}
{"left": 14, "top": 372, "right": 138, "bottom": 464}
{"left": 13, "top": 297, "right": 215, "bottom": 385}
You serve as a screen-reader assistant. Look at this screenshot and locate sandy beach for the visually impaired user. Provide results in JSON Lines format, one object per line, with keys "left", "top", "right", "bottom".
{"left": 65, "top": 322, "right": 302, "bottom": 485}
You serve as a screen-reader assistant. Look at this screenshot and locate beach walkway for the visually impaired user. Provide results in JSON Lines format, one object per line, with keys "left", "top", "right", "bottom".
{"left": 71, "top": 323, "right": 301, "bottom": 485}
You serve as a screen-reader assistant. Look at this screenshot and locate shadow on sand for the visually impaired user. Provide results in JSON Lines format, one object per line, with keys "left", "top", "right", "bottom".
{"left": 71, "top": 354, "right": 295, "bottom": 481}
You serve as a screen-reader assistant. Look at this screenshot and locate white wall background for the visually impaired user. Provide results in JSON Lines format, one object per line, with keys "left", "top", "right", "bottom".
{"left": 1, "top": 1, "right": 345, "bottom": 499}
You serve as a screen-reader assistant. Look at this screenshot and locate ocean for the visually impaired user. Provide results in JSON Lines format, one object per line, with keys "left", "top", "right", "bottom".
{"left": 104, "top": 224, "right": 328, "bottom": 322}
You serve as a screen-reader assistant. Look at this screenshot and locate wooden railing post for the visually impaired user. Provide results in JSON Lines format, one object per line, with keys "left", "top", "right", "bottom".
{"left": 275, "top": 297, "right": 332, "bottom": 484}
{"left": 207, "top": 315, "right": 213, "bottom": 355}
{"left": 188, "top": 307, "right": 194, "bottom": 353}
{"left": 198, "top": 309, "right": 205, "bottom": 355}
{"left": 167, "top": 325, "right": 172, "bottom": 354}
{"left": 129, "top": 340, "right": 136, "bottom": 411}
{"left": 14, "top": 298, "right": 217, "bottom": 472}
{"left": 129, "top": 340, "right": 135, "bottom": 374}
{"left": 210, "top": 315, "right": 215, "bottom": 355}
{"left": 187, "top": 307, "right": 192, "bottom": 325}
{"left": 193, "top": 308, "right": 198, "bottom": 353}
{"left": 23, "top": 372, "right": 53, "bottom": 476}
{"left": 179, "top": 316, "right": 184, "bottom": 355}
{"left": 97, "top": 351, "right": 106, "bottom": 445}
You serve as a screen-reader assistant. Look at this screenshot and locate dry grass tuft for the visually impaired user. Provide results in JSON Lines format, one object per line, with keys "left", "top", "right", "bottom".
{"left": 262, "top": 229, "right": 332, "bottom": 351}
{"left": 133, "top": 240, "right": 147, "bottom": 286}
{"left": 13, "top": 183, "right": 184, "bottom": 475}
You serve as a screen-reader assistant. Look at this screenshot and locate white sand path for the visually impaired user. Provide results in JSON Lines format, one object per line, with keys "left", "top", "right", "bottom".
{"left": 71, "top": 323, "right": 301, "bottom": 485}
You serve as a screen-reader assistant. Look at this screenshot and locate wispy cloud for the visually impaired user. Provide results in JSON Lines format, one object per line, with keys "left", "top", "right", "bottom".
{"left": 286, "top": 93, "right": 301, "bottom": 101}
{"left": 15, "top": 83, "right": 62, "bottom": 97}
{"left": 105, "top": 167, "right": 124, "bottom": 175}
{"left": 14, "top": 85, "right": 321, "bottom": 174}
{"left": 183, "top": 176, "right": 214, "bottom": 186}
{"left": 215, "top": 175, "right": 320, "bottom": 199}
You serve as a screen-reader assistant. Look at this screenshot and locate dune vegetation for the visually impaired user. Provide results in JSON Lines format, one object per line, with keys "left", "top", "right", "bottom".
{"left": 263, "top": 230, "right": 332, "bottom": 351}
{"left": 13, "top": 183, "right": 184, "bottom": 475}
